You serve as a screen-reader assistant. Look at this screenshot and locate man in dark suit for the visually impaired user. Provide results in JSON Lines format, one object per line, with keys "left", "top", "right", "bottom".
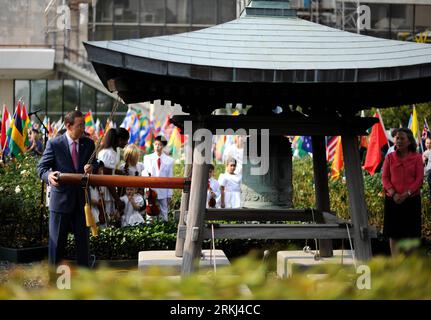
{"left": 37, "top": 110, "right": 98, "bottom": 268}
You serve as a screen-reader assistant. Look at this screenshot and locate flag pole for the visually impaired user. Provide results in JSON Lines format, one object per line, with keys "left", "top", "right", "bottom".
{"left": 376, "top": 108, "right": 390, "bottom": 148}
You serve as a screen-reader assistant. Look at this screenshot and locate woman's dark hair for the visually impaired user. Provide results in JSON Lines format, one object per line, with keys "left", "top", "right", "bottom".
{"left": 397, "top": 128, "right": 417, "bottom": 152}
{"left": 116, "top": 127, "right": 130, "bottom": 141}
{"left": 102, "top": 128, "right": 118, "bottom": 149}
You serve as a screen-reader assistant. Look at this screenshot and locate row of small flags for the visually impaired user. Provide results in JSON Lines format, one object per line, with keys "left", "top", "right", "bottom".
{"left": 119, "top": 108, "right": 184, "bottom": 156}
{"left": 0, "top": 103, "right": 112, "bottom": 160}
{"left": 2, "top": 102, "right": 431, "bottom": 170}
{"left": 1, "top": 100, "right": 31, "bottom": 159}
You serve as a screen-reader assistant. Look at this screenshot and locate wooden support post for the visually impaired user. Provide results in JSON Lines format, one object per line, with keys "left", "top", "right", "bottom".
{"left": 311, "top": 136, "right": 333, "bottom": 257}
{"left": 181, "top": 123, "right": 211, "bottom": 275}
{"left": 341, "top": 135, "right": 373, "bottom": 261}
{"left": 175, "top": 163, "right": 192, "bottom": 257}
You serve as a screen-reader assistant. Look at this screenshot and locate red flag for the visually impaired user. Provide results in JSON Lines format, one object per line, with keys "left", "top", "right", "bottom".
{"left": 1, "top": 105, "right": 10, "bottom": 151}
{"left": 363, "top": 113, "right": 388, "bottom": 176}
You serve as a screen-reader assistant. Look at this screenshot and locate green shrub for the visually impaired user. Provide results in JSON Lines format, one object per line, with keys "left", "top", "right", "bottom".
{"left": 1, "top": 254, "right": 431, "bottom": 299}
{"left": 0, "top": 155, "right": 48, "bottom": 248}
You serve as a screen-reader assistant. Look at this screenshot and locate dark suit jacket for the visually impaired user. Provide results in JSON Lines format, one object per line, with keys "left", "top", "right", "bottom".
{"left": 37, "top": 134, "right": 98, "bottom": 213}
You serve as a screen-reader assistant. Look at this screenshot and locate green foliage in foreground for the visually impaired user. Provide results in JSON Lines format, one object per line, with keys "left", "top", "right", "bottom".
{"left": 1, "top": 254, "right": 431, "bottom": 299}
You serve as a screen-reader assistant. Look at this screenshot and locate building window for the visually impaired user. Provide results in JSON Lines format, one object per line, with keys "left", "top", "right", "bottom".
{"left": 14, "top": 80, "right": 30, "bottom": 113}
{"left": 140, "top": 0, "right": 166, "bottom": 24}
{"left": 47, "top": 80, "right": 63, "bottom": 120}
{"left": 114, "top": 0, "right": 139, "bottom": 23}
{"left": 30, "top": 80, "right": 47, "bottom": 115}
{"left": 95, "top": 25, "right": 114, "bottom": 41}
{"left": 63, "top": 80, "right": 80, "bottom": 113}
{"left": 218, "top": 0, "right": 236, "bottom": 23}
{"left": 114, "top": 26, "right": 141, "bottom": 40}
{"left": 192, "top": 0, "right": 217, "bottom": 25}
{"left": 390, "top": 4, "right": 414, "bottom": 40}
{"left": 140, "top": 25, "right": 165, "bottom": 38}
{"left": 414, "top": 5, "right": 431, "bottom": 33}
{"left": 166, "top": 0, "right": 190, "bottom": 24}
{"left": 366, "top": 3, "right": 390, "bottom": 39}
{"left": 96, "top": 0, "right": 113, "bottom": 22}
{"left": 80, "top": 83, "right": 96, "bottom": 114}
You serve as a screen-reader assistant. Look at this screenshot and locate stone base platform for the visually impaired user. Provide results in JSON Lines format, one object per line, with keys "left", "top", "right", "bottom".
{"left": 138, "top": 250, "right": 230, "bottom": 274}
{"left": 277, "top": 250, "right": 355, "bottom": 278}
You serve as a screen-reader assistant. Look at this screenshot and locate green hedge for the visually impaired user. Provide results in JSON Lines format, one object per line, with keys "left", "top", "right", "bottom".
{"left": 2, "top": 253, "right": 431, "bottom": 299}
{"left": 2, "top": 157, "right": 430, "bottom": 258}
{"left": 0, "top": 155, "right": 49, "bottom": 248}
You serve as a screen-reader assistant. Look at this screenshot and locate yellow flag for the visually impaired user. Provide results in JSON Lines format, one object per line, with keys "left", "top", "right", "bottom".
{"left": 411, "top": 105, "right": 419, "bottom": 140}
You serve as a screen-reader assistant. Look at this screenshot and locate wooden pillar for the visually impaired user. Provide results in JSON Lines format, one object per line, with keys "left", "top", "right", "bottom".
{"left": 175, "top": 163, "right": 192, "bottom": 257}
{"left": 181, "top": 123, "right": 211, "bottom": 275}
{"left": 341, "top": 135, "right": 372, "bottom": 261}
{"left": 311, "top": 136, "right": 333, "bottom": 257}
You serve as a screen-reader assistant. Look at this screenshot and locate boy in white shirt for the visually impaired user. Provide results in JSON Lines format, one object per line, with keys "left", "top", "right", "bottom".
{"left": 143, "top": 135, "right": 174, "bottom": 222}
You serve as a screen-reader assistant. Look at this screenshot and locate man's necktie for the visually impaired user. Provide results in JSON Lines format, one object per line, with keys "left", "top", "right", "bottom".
{"left": 157, "top": 157, "right": 161, "bottom": 170}
{"left": 72, "top": 141, "right": 79, "bottom": 171}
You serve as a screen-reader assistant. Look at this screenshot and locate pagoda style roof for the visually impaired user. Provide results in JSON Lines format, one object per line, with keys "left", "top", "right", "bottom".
{"left": 86, "top": 15, "right": 431, "bottom": 81}
{"left": 84, "top": 4, "right": 431, "bottom": 114}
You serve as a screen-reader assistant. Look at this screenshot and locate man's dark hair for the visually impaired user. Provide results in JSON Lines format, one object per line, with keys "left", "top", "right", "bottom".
{"left": 116, "top": 127, "right": 130, "bottom": 141}
{"left": 209, "top": 164, "right": 215, "bottom": 171}
{"left": 155, "top": 135, "right": 167, "bottom": 146}
{"left": 391, "top": 128, "right": 399, "bottom": 138}
{"left": 64, "top": 110, "right": 83, "bottom": 126}
{"left": 31, "top": 128, "right": 39, "bottom": 134}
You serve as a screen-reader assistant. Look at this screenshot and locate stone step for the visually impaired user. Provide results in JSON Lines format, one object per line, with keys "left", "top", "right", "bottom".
{"left": 277, "top": 249, "right": 355, "bottom": 278}
{"left": 138, "top": 249, "right": 230, "bottom": 274}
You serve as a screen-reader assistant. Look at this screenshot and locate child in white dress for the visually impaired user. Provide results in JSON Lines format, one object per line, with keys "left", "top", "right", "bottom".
{"left": 219, "top": 158, "right": 242, "bottom": 208}
{"left": 207, "top": 164, "right": 221, "bottom": 208}
{"left": 119, "top": 187, "right": 145, "bottom": 227}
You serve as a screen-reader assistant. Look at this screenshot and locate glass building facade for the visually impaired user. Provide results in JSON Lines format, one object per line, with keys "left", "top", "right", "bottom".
{"left": 88, "top": 0, "right": 238, "bottom": 40}
{"left": 10, "top": 1, "right": 240, "bottom": 123}
{"left": 347, "top": 3, "right": 431, "bottom": 41}
{"left": 14, "top": 79, "right": 128, "bottom": 125}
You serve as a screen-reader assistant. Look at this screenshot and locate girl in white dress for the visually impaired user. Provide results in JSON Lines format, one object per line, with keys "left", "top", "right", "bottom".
{"left": 207, "top": 164, "right": 221, "bottom": 208}
{"left": 219, "top": 158, "right": 242, "bottom": 208}
{"left": 120, "top": 187, "right": 145, "bottom": 227}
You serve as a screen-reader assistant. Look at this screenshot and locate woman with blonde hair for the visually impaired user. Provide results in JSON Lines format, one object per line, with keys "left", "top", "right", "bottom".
{"left": 120, "top": 144, "right": 145, "bottom": 177}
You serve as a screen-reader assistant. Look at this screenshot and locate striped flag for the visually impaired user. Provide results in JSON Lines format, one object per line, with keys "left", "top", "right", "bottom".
{"left": 1, "top": 105, "right": 11, "bottom": 153}
{"left": 21, "top": 103, "right": 31, "bottom": 147}
{"left": 84, "top": 111, "right": 95, "bottom": 136}
{"left": 422, "top": 117, "right": 430, "bottom": 150}
{"left": 167, "top": 126, "right": 183, "bottom": 158}
{"left": 330, "top": 137, "right": 343, "bottom": 180}
{"left": 8, "top": 101, "right": 26, "bottom": 159}
{"left": 326, "top": 136, "right": 338, "bottom": 162}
